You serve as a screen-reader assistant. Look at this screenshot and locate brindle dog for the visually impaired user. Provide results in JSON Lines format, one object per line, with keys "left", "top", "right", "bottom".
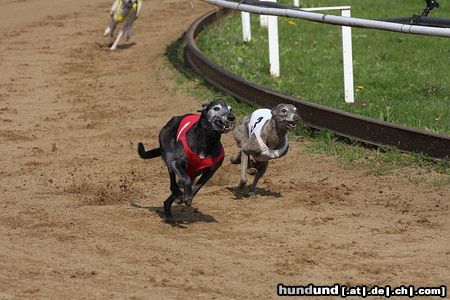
{"left": 231, "top": 104, "right": 300, "bottom": 196}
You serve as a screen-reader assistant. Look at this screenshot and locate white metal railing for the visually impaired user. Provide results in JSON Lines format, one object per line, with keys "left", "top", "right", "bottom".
{"left": 205, "top": 0, "right": 450, "bottom": 104}
{"left": 205, "top": 0, "right": 450, "bottom": 37}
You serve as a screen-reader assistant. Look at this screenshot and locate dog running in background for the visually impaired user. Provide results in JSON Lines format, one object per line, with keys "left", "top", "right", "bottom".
{"left": 138, "top": 100, "right": 235, "bottom": 221}
{"left": 231, "top": 104, "right": 300, "bottom": 196}
{"left": 104, "top": 0, "right": 142, "bottom": 51}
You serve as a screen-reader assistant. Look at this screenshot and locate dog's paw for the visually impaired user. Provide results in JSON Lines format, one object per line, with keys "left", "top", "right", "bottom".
{"left": 126, "top": 29, "right": 133, "bottom": 41}
{"left": 104, "top": 27, "right": 111, "bottom": 37}
{"left": 247, "top": 168, "right": 258, "bottom": 175}
{"left": 236, "top": 179, "right": 247, "bottom": 190}
{"left": 243, "top": 189, "right": 256, "bottom": 198}
{"left": 183, "top": 198, "right": 193, "bottom": 207}
{"left": 164, "top": 216, "right": 175, "bottom": 224}
{"left": 230, "top": 155, "right": 241, "bottom": 164}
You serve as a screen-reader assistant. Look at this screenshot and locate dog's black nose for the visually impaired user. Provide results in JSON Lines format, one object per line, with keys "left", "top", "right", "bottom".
{"left": 227, "top": 115, "right": 236, "bottom": 123}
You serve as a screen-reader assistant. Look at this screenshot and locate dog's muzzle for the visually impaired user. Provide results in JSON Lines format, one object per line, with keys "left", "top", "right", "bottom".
{"left": 213, "top": 115, "right": 235, "bottom": 133}
{"left": 281, "top": 115, "right": 300, "bottom": 130}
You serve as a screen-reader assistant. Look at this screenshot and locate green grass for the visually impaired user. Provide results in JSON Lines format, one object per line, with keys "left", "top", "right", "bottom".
{"left": 196, "top": 0, "right": 450, "bottom": 134}
{"left": 163, "top": 32, "right": 450, "bottom": 188}
{"left": 291, "top": 125, "right": 450, "bottom": 177}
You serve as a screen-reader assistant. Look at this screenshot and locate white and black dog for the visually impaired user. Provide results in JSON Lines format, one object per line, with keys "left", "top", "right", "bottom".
{"left": 138, "top": 100, "right": 235, "bottom": 221}
{"left": 104, "top": 0, "right": 142, "bottom": 51}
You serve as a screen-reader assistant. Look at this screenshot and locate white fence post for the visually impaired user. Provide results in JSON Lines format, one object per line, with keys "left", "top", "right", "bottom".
{"left": 293, "top": 0, "right": 300, "bottom": 7}
{"left": 241, "top": 12, "right": 252, "bottom": 42}
{"left": 260, "top": 0, "right": 268, "bottom": 27}
{"left": 260, "top": 16, "right": 268, "bottom": 27}
{"left": 267, "top": 0, "right": 280, "bottom": 77}
{"left": 341, "top": 9, "right": 354, "bottom": 103}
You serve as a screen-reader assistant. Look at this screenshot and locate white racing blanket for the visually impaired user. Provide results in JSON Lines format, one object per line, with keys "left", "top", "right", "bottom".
{"left": 248, "top": 109, "right": 288, "bottom": 162}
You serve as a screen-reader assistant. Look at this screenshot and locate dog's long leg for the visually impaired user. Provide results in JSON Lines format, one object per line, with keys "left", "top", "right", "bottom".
{"left": 170, "top": 161, "right": 193, "bottom": 206}
{"left": 110, "top": 0, "right": 120, "bottom": 17}
{"left": 126, "top": 26, "right": 133, "bottom": 41}
{"left": 247, "top": 161, "right": 268, "bottom": 195}
{"left": 105, "top": 20, "right": 117, "bottom": 37}
{"left": 230, "top": 151, "right": 241, "bottom": 164}
{"left": 126, "top": 18, "right": 136, "bottom": 41}
{"left": 169, "top": 168, "right": 182, "bottom": 200}
{"left": 111, "top": 29, "right": 124, "bottom": 50}
{"left": 162, "top": 161, "right": 183, "bottom": 220}
{"left": 237, "top": 151, "right": 249, "bottom": 190}
{"left": 192, "top": 160, "right": 223, "bottom": 197}
{"left": 163, "top": 195, "right": 176, "bottom": 219}
{"left": 104, "top": 26, "right": 111, "bottom": 37}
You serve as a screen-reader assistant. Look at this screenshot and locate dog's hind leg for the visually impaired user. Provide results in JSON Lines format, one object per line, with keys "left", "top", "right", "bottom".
{"left": 126, "top": 19, "right": 135, "bottom": 41}
{"left": 163, "top": 195, "right": 176, "bottom": 220}
{"left": 169, "top": 161, "right": 193, "bottom": 206}
{"left": 169, "top": 169, "right": 182, "bottom": 202}
{"left": 247, "top": 161, "right": 268, "bottom": 195}
{"left": 126, "top": 27, "right": 133, "bottom": 41}
{"left": 162, "top": 163, "right": 183, "bottom": 220}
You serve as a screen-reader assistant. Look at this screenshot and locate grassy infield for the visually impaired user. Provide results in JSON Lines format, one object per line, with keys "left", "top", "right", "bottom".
{"left": 164, "top": 0, "right": 449, "bottom": 187}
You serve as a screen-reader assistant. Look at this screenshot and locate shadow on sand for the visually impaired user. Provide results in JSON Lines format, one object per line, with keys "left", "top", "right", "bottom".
{"left": 226, "top": 186, "right": 283, "bottom": 199}
{"left": 131, "top": 202, "right": 216, "bottom": 228}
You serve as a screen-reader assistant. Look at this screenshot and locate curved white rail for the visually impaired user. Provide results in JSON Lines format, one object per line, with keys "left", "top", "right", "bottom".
{"left": 202, "top": 0, "right": 450, "bottom": 37}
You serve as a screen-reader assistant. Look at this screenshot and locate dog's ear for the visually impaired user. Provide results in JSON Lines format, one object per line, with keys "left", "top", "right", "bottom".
{"left": 197, "top": 102, "right": 209, "bottom": 112}
{"left": 271, "top": 104, "right": 280, "bottom": 116}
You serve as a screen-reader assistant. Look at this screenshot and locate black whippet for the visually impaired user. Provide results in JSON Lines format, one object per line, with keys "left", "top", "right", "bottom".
{"left": 138, "top": 100, "right": 235, "bottom": 220}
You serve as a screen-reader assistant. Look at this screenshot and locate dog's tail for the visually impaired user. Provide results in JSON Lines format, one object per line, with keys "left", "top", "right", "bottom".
{"left": 138, "top": 142, "right": 161, "bottom": 159}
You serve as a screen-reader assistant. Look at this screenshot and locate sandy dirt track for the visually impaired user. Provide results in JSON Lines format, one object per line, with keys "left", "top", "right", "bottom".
{"left": 0, "top": 0, "right": 449, "bottom": 299}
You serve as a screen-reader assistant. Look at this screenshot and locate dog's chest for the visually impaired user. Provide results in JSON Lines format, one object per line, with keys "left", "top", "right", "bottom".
{"left": 265, "top": 134, "right": 285, "bottom": 149}
{"left": 194, "top": 148, "right": 220, "bottom": 160}
{"left": 189, "top": 143, "right": 219, "bottom": 160}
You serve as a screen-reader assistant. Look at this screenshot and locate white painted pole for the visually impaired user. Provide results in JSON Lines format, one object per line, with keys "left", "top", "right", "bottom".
{"left": 293, "top": 0, "right": 300, "bottom": 8}
{"left": 341, "top": 9, "right": 354, "bottom": 103}
{"left": 260, "top": 15, "right": 268, "bottom": 27}
{"left": 259, "top": 0, "right": 268, "bottom": 27}
{"left": 267, "top": 0, "right": 279, "bottom": 77}
{"left": 241, "top": 12, "right": 252, "bottom": 42}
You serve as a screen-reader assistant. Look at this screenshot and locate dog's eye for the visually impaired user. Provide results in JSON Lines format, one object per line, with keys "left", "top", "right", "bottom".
{"left": 213, "top": 107, "right": 220, "bottom": 111}
{"left": 281, "top": 109, "right": 287, "bottom": 113}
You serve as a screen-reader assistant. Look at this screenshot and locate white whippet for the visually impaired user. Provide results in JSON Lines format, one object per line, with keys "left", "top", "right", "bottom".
{"left": 104, "top": 0, "right": 142, "bottom": 51}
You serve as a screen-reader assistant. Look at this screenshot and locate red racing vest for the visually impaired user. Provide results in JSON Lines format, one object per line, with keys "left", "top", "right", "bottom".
{"left": 176, "top": 114, "right": 225, "bottom": 179}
